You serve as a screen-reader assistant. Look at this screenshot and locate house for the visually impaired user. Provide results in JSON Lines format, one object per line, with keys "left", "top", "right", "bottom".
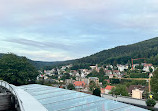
{"left": 79, "top": 69, "right": 91, "bottom": 78}
{"left": 90, "top": 66, "right": 96, "bottom": 70}
{"left": 81, "top": 73, "right": 86, "bottom": 78}
{"left": 61, "top": 66, "right": 66, "bottom": 70}
{"left": 149, "top": 73, "right": 153, "bottom": 78}
{"left": 144, "top": 64, "right": 152, "bottom": 67}
{"left": 143, "top": 64, "right": 154, "bottom": 72}
{"left": 80, "top": 69, "right": 91, "bottom": 75}
{"left": 70, "top": 70, "right": 78, "bottom": 76}
{"left": 104, "top": 85, "right": 115, "bottom": 94}
{"left": 108, "top": 74, "right": 114, "bottom": 79}
{"left": 113, "top": 70, "right": 120, "bottom": 75}
{"left": 117, "top": 64, "right": 128, "bottom": 72}
{"left": 80, "top": 78, "right": 89, "bottom": 85}
{"left": 127, "top": 85, "right": 147, "bottom": 99}
{"left": 66, "top": 64, "right": 73, "bottom": 68}
{"left": 42, "top": 75, "right": 48, "bottom": 80}
{"left": 105, "top": 70, "right": 112, "bottom": 75}
{"left": 132, "top": 89, "right": 144, "bottom": 99}
{"left": 96, "top": 64, "right": 100, "bottom": 72}
{"left": 88, "top": 77, "right": 99, "bottom": 85}
{"left": 73, "top": 81, "right": 85, "bottom": 89}
{"left": 106, "top": 65, "right": 113, "bottom": 69}
{"left": 96, "top": 67, "right": 102, "bottom": 72}
{"left": 117, "top": 75, "right": 122, "bottom": 78}
{"left": 90, "top": 64, "right": 100, "bottom": 72}
{"left": 133, "top": 64, "right": 139, "bottom": 69}
{"left": 65, "top": 79, "right": 75, "bottom": 85}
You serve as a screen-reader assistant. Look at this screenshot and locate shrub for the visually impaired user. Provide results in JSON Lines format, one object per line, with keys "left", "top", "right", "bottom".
{"left": 146, "top": 99, "right": 156, "bottom": 107}
{"left": 93, "top": 88, "right": 101, "bottom": 97}
{"left": 67, "top": 83, "right": 75, "bottom": 90}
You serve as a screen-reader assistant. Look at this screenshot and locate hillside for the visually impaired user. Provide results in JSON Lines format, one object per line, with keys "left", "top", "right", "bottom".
{"left": 29, "top": 60, "right": 73, "bottom": 69}
{"left": 0, "top": 53, "right": 73, "bottom": 69}
{"left": 0, "top": 53, "right": 57, "bottom": 69}
{"left": 74, "top": 37, "right": 158, "bottom": 66}
{"left": 1, "top": 37, "right": 158, "bottom": 69}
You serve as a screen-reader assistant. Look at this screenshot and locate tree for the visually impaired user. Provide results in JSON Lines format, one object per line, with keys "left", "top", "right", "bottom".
{"left": 87, "top": 69, "right": 108, "bottom": 85}
{"left": 102, "top": 80, "right": 107, "bottom": 86}
{"left": 151, "top": 69, "right": 158, "bottom": 100}
{"left": 149, "top": 67, "right": 153, "bottom": 73}
{"left": 89, "top": 81, "right": 97, "bottom": 91}
{"left": 135, "top": 65, "right": 143, "bottom": 69}
{"left": 110, "top": 85, "right": 128, "bottom": 96}
{"left": 113, "top": 60, "right": 117, "bottom": 67}
{"left": 0, "top": 54, "right": 38, "bottom": 85}
{"left": 110, "top": 79, "right": 120, "bottom": 84}
{"left": 93, "top": 88, "right": 101, "bottom": 97}
{"left": 146, "top": 99, "right": 156, "bottom": 107}
{"left": 61, "top": 73, "right": 70, "bottom": 80}
{"left": 99, "top": 68, "right": 105, "bottom": 75}
{"left": 67, "top": 83, "right": 75, "bottom": 90}
{"left": 130, "top": 73, "right": 148, "bottom": 78}
{"left": 108, "top": 67, "right": 112, "bottom": 70}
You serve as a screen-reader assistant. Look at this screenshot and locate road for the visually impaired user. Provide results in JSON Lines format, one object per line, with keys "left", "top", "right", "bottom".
{"left": 102, "top": 94, "right": 158, "bottom": 110}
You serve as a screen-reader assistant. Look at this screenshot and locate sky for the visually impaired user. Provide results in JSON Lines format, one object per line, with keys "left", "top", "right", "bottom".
{"left": 0, "top": 0, "right": 158, "bottom": 61}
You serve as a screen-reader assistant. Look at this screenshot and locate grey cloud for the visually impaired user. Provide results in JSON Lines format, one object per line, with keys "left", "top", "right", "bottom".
{"left": 5, "top": 38, "right": 71, "bottom": 51}
{"left": 0, "top": 0, "right": 158, "bottom": 61}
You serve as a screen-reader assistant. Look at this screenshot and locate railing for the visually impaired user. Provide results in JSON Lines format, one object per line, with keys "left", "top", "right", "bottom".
{"left": 0, "top": 80, "right": 25, "bottom": 111}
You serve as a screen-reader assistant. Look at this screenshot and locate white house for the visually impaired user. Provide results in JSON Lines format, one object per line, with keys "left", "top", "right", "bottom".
{"left": 90, "top": 66, "right": 96, "bottom": 70}
{"left": 143, "top": 64, "right": 154, "bottom": 72}
{"left": 117, "top": 64, "right": 128, "bottom": 72}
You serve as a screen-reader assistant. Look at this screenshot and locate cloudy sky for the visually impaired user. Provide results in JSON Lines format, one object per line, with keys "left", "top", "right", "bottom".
{"left": 0, "top": 0, "right": 158, "bottom": 61}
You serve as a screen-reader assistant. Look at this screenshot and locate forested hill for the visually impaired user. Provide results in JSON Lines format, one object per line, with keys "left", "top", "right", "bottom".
{"left": 29, "top": 60, "right": 73, "bottom": 69}
{"left": 0, "top": 53, "right": 57, "bottom": 69}
{"left": 0, "top": 53, "right": 72, "bottom": 69}
{"left": 74, "top": 37, "right": 158, "bottom": 65}
{"left": 1, "top": 37, "right": 158, "bottom": 69}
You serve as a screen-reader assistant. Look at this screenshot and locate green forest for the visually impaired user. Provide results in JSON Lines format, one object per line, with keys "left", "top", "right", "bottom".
{"left": 1, "top": 37, "right": 158, "bottom": 69}
{"left": 74, "top": 37, "right": 158, "bottom": 66}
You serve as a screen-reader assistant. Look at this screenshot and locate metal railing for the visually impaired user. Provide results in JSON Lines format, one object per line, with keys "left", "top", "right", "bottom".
{"left": 0, "top": 80, "right": 25, "bottom": 111}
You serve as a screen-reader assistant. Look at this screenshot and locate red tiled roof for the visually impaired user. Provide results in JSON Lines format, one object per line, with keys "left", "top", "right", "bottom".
{"left": 73, "top": 81, "right": 85, "bottom": 86}
{"left": 113, "top": 70, "right": 120, "bottom": 73}
{"left": 105, "top": 85, "right": 115, "bottom": 90}
{"left": 105, "top": 70, "right": 112, "bottom": 72}
{"left": 144, "top": 64, "right": 152, "bottom": 67}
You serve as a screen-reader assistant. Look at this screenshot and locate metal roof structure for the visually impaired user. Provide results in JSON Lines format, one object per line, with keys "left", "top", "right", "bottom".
{"left": 17, "top": 84, "right": 148, "bottom": 111}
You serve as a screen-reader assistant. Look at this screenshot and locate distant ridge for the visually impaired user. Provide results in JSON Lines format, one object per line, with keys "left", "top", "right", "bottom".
{"left": 1, "top": 37, "right": 158, "bottom": 69}
{"left": 0, "top": 53, "right": 73, "bottom": 69}
{"left": 73, "top": 37, "right": 158, "bottom": 65}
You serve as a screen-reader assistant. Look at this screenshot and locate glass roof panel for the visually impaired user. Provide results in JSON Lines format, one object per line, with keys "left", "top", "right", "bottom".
{"left": 19, "top": 84, "right": 148, "bottom": 111}
{"left": 34, "top": 90, "right": 75, "bottom": 100}
{"left": 39, "top": 92, "right": 87, "bottom": 104}
{"left": 44, "top": 95, "right": 104, "bottom": 111}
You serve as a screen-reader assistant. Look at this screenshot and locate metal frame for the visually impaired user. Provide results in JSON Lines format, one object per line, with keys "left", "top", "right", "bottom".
{"left": 0, "top": 80, "right": 25, "bottom": 111}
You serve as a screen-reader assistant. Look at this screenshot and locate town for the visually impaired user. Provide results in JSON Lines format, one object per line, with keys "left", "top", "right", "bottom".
{"left": 37, "top": 61, "right": 156, "bottom": 100}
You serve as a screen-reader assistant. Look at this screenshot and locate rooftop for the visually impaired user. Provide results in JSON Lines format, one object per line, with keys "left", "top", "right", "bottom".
{"left": 0, "top": 80, "right": 148, "bottom": 111}
{"left": 105, "top": 85, "right": 115, "bottom": 90}
{"left": 17, "top": 84, "right": 148, "bottom": 111}
{"left": 73, "top": 81, "right": 85, "bottom": 86}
